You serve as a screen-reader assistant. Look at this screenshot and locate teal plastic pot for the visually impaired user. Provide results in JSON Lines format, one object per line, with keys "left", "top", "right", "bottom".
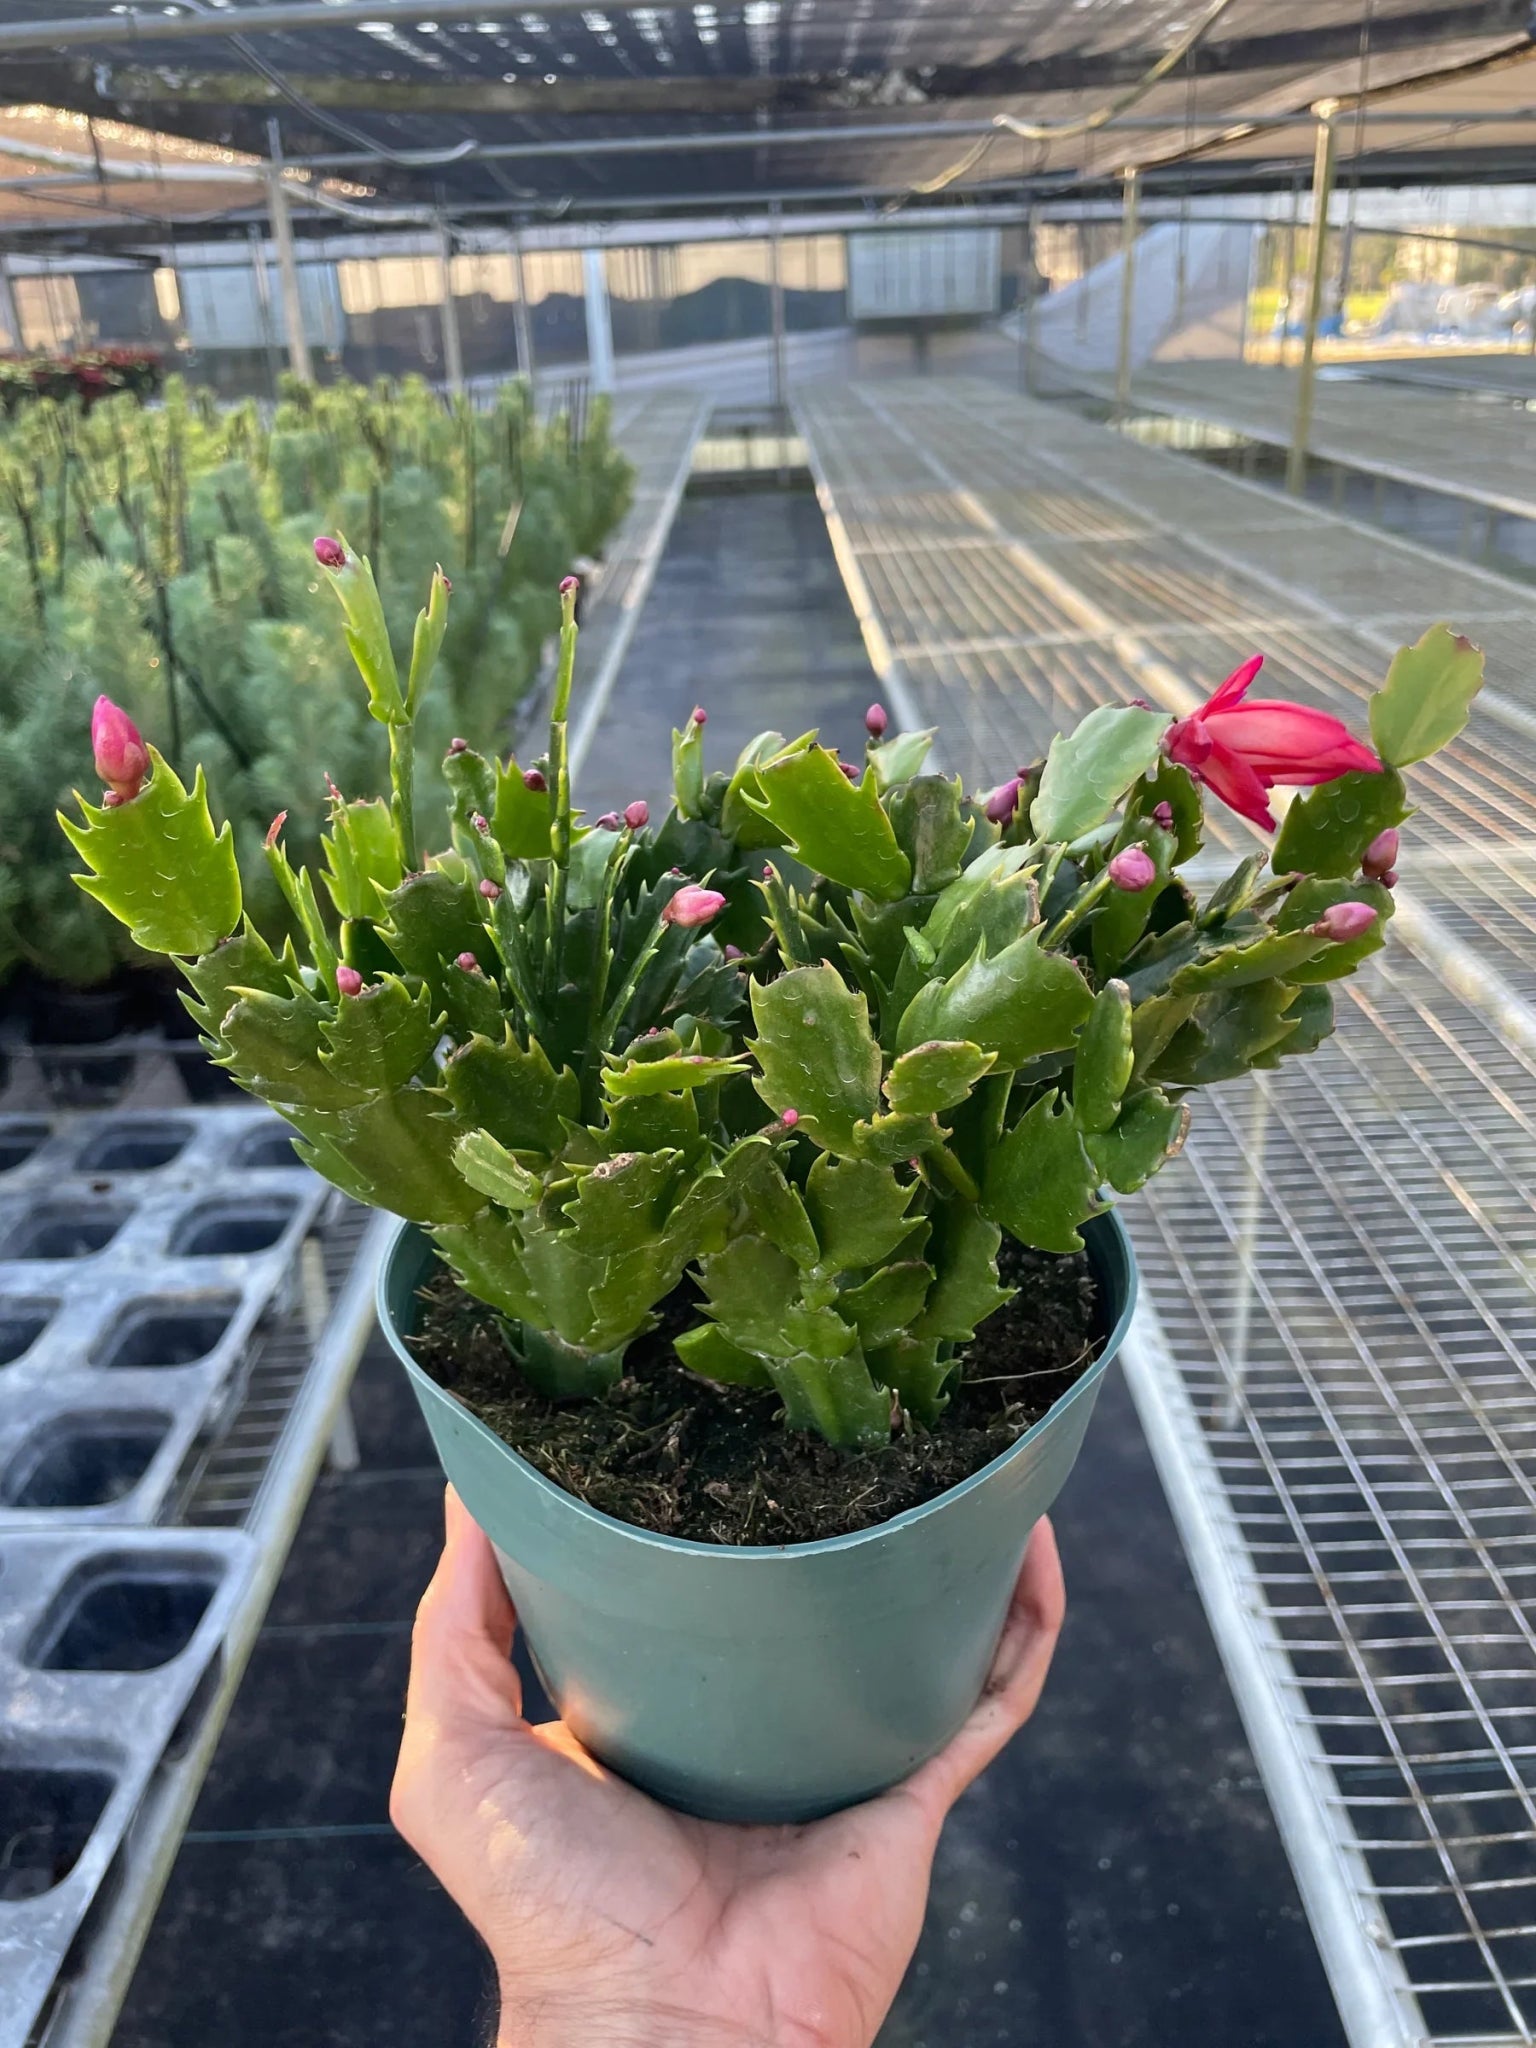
{"left": 379, "top": 1211, "right": 1137, "bottom": 1824}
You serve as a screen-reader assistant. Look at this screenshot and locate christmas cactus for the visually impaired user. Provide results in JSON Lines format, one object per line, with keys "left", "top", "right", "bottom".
{"left": 59, "top": 548, "right": 1481, "bottom": 1447}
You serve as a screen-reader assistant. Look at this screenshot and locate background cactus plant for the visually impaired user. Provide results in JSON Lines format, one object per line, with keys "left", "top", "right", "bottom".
{"left": 60, "top": 560, "right": 1480, "bottom": 1448}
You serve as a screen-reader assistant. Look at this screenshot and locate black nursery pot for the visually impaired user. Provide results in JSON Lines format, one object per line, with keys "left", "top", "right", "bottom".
{"left": 380, "top": 1211, "right": 1138, "bottom": 1825}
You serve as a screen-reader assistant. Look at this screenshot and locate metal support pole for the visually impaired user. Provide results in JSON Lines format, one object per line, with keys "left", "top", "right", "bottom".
{"left": 0, "top": 254, "right": 20, "bottom": 349}
{"left": 435, "top": 211, "right": 464, "bottom": 395}
{"left": 768, "top": 199, "right": 786, "bottom": 417}
{"left": 1021, "top": 203, "right": 1040, "bottom": 396}
{"left": 1114, "top": 165, "right": 1140, "bottom": 421}
{"left": 246, "top": 223, "right": 282, "bottom": 394}
{"left": 510, "top": 227, "right": 536, "bottom": 389}
{"left": 1286, "top": 112, "right": 1339, "bottom": 497}
{"left": 264, "top": 120, "right": 312, "bottom": 383}
{"left": 581, "top": 244, "right": 615, "bottom": 396}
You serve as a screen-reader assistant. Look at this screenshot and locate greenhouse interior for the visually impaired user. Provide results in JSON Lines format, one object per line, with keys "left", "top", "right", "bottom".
{"left": 3, "top": 2, "right": 1536, "bottom": 2045}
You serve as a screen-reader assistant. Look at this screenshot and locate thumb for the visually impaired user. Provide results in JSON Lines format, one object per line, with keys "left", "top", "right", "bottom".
{"left": 402, "top": 1485, "right": 524, "bottom": 1736}
{"left": 899, "top": 1516, "right": 1066, "bottom": 1825}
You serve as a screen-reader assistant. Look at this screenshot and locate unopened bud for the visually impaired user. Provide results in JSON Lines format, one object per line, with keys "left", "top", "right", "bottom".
{"left": 523, "top": 767, "right": 547, "bottom": 792}
{"left": 865, "top": 702, "right": 888, "bottom": 738}
{"left": 91, "top": 695, "right": 150, "bottom": 801}
{"left": 314, "top": 536, "right": 346, "bottom": 571}
{"left": 448, "top": 736, "right": 468, "bottom": 755}
{"left": 439, "top": 573, "right": 452, "bottom": 595}
{"left": 478, "top": 878, "right": 502, "bottom": 901}
{"left": 471, "top": 812, "right": 489, "bottom": 834}
{"left": 662, "top": 884, "right": 727, "bottom": 928}
{"left": 102, "top": 791, "right": 124, "bottom": 808}
{"left": 559, "top": 575, "right": 579, "bottom": 595}
{"left": 839, "top": 760, "right": 860, "bottom": 783}
{"left": 985, "top": 777, "right": 1021, "bottom": 825}
{"left": 1362, "top": 827, "right": 1399, "bottom": 882}
{"left": 1108, "top": 846, "right": 1157, "bottom": 892}
{"left": 1382, "top": 869, "right": 1398, "bottom": 888}
{"left": 624, "top": 799, "right": 649, "bottom": 830}
{"left": 780, "top": 1108, "right": 799, "bottom": 1129}
{"left": 455, "top": 951, "right": 480, "bottom": 973}
{"left": 724, "top": 944, "right": 744, "bottom": 961}
{"left": 264, "top": 811, "right": 288, "bottom": 848}
{"left": 1152, "top": 800, "right": 1175, "bottom": 831}
{"left": 325, "top": 772, "right": 344, "bottom": 801}
{"left": 692, "top": 706, "right": 707, "bottom": 726}
{"left": 335, "top": 964, "right": 364, "bottom": 997}
{"left": 596, "top": 811, "right": 622, "bottom": 830}
{"left": 1313, "top": 900, "right": 1378, "bottom": 943}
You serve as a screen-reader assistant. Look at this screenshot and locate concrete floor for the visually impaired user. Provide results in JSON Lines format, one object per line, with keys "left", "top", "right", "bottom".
{"left": 112, "top": 479, "right": 1346, "bottom": 2048}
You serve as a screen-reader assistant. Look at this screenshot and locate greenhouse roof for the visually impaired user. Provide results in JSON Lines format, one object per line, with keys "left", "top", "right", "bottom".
{"left": 0, "top": 0, "right": 1532, "bottom": 239}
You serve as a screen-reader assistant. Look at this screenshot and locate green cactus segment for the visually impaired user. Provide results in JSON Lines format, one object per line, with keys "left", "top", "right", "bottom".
{"left": 288, "top": 1087, "right": 482, "bottom": 1223}
{"left": 673, "top": 1321, "right": 774, "bottom": 1390}
{"left": 1369, "top": 623, "right": 1484, "bottom": 768}
{"left": 432, "top": 1209, "right": 542, "bottom": 1322}
{"left": 1090, "top": 825, "right": 1178, "bottom": 977}
{"left": 914, "top": 1206, "right": 1012, "bottom": 1343}
{"left": 217, "top": 990, "right": 369, "bottom": 1109}
{"left": 895, "top": 928, "right": 1094, "bottom": 1070}
{"left": 1170, "top": 927, "right": 1332, "bottom": 993}
{"left": 983, "top": 1090, "right": 1103, "bottom": 1254}
{"left": 406, "top": 566, "right": 452, "bottom": 714}
{"left": 491, "top": 759, "right": 553, "bottom": 860}
{"left": 671, "top": 714, "right": 706, "bottom": 819}
{"left": 840, "top": 1262, "right": 935, "bottom": 1350}
{"left": 866, "top": 728, "right": 935, "bottom": 791}
{"left": 804, "top": 1154, "right": 916, "bottom": 1273}
{"left": 320, "top": 542, "right": 402, "bottom": 722}
{"left": 181, "top": 925, "right": 293, "bottom": 1035}
{"left": 322, "top": 797, "right": 403, "bottom": 920}
{"left": 1128, "top": 760, "right": 1203, "bottom": 863}
{"left": 1154, "top": 981, "right": 1303, "bottom": 1086}
{"left": 1032, "top": 704, "right": 1172, "bottom": 843}
{"left": 61, "top": 750, "right": 241, "bottom": 956}
{"left": 719, "top": 732, "right": 793, "bottom": 850}
{"left": 1271, "top": 768, "right": 1410, "bottom": 880}
{"left": 1087, "top": 1089, "right": 1189, "bottom": 1193}
{"left": 748, "top": 964, "right": 881, "bottom": 1154}
{"left": 452, "top": 1130, "right": 541, "bottom": 1210}
{"left": 1276, "top": 877, "right": 1394, "bottom": 982}
{"left": 883, "top": 775, "right": 973, "bottom": 893}
{"left": 603, "top": 1052, "right": 748, "bottom": 1097}
{"left": 321, "top": 977, "right": 438, "bottom": 1091}
{"left": 746, "top": 741, "right": 913, "bottom": 900}
{"left": 441, "top": 1031, "right": 578, "bottom": 1154}
{"left": 380, "top": 870, "right": 489, "bottom": 998}
{"left": 1073, "top": 981, "right": 1134, "bottom": 1134}
{"left": 884, "top": 1040, "right": 997, "bottom": 1116}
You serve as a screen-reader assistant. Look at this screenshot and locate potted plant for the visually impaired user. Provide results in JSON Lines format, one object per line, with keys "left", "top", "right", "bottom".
{"left": 58, "top": 544, "right": 1481, "bottom": 1820}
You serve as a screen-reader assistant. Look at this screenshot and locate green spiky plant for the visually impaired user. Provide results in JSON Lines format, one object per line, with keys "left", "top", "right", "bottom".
{"left": 60, "top": 552, "right": 1481, "bottom": 1448}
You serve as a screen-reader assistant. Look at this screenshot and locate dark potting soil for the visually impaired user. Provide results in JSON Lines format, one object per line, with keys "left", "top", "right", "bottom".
{"left": 409, "top": 1234, "right": 1104, "bottom": 1546}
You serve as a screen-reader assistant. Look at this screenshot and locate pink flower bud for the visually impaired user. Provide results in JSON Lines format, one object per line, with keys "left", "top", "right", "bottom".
{"left": 314, "top": 536, "right": 346, "bottom": 571}
{"left": 102, "top": 791, "right": 123, "bottom": 808}
{"left": 455, "top": 951, "right": 480, "bottom": 973}
{"left": 1108, "top": 846, "right": 1157, "bottom": 892}
{"left": 325, "top": 772, "right": 344, "bottom": 801}
{"left": 448, "top": 736, "right": 468, "bottom": 755}
{"left": 1152, "top": 800, "right": 1175, "bottom": 831}
{"left": 335, "top": 964, "right": 363, "bottom": 997}
{"left": 1362, "top": 827, "right": 1399, "bottom": 882}
{"left": 91, "top": 695, "right": 150, "bottom": 800}
{"left": 523, "top": 767, "right": 547, "bottom": 792}
{"left": 439, "top": 573, "right": 452, "bottom": 595}
{"left": 865, "top": 702, "right": 888, "bottom": 738}
{"left": 624, "top": 800, "right": 649, "bottom": 830}
{"left": 478, "top": 878, "right": 502, "bottom": 901}
{"left": 663, "top": 885, "right": 727, "bottom": 928}
{"left": 596, "top": 811, "right": 621, "bottom": 830}
{"left": 264, "top": 811, "right": 287, "bottom": 848}
{"left": 985, "top": 778, "right": 1020, "bottom": 825}
{"left": 1382, "top": 869, "right": 1398, "bottom": 888}
{"left": 560, "top": 574, "right": 579, "bottom": 594}
{"left": 781, "top": 1108, "right": 799, "bottom": 1129}
{"left": 471, "top": 812, "right": 489, "bottom": 834}
{"left": 839, "top": 760, "right": 860, "bottom": 783}
{"left": 1312, "top": 900, "right": 1378, "bottom": 943}
{"left": 692, "top": 706, "right": 707, "bottom": 726}
{"left": 724, "top": 944, "right": 744, "bottom": 961}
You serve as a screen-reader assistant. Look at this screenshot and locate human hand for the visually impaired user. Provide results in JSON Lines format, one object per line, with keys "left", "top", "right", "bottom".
{"left": 391, "top": 1487, "right": 1065, "bottom": 2048}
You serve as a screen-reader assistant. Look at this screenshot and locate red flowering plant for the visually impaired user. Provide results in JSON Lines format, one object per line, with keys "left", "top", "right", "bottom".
{"left": 59, "top": 552, "right": 1481, "bottom": 1446}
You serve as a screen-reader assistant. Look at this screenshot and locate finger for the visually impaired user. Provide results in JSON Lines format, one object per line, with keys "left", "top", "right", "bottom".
{"left": 403, "top": 1485, "right": 525, "bottom": 1736}
{"left": 899, "top": 1516, "right": 1066, "bottom": 1823}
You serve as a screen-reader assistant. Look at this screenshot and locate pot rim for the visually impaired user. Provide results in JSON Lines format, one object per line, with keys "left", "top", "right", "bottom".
{"left": 379, "top": 1208, "right": 1138, "bottom": 1562}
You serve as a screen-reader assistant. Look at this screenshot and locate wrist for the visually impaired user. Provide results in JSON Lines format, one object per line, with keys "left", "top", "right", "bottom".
{"left": 498, "top": 1994, "right": 771, "bottom": 2048}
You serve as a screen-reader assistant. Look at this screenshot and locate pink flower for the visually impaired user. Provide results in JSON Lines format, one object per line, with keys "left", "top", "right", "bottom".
{"left": 314, "top": 536, "right": 347, "bottom": 571}
{"left": 1312, "top": 900, "right": 1379, "bottom": 943}
{"left": 624, "top": 800, "right": 649, "bottom": 829}
{"left": 1362, "top": 827, "right": 1399, "bottom": 882}
{"left": 91, "top": 696, "right": 150, "bottom": 801}
{"left": 335, "top": 964, "right": 364, "bottom": 997}
{"left": 596, "top": 811, "right": 622, "bottom": 830}
{"left": 1108, "top": 846, "right": 1156, "bottom": 892}
{"left": 985, "top": 778, "right": 1021, "bottom": 825}
{"left": 1164, "top": 655, "right": 1381, "bottom": 831}
{"left": 865, "top": 702, "right": 888, "bottom": 738}
{"left": 663, "top": 884, "right": 727, "bottom": 928}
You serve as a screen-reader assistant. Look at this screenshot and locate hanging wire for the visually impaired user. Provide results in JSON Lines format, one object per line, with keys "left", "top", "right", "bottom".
{"left": 895, "top": 0, "right": 1245, "bottom": 206}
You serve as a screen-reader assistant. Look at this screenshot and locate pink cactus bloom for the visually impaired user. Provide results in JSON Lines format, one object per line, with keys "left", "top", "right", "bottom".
{"left": 1362, "top": 827, "right": 1400, "bottom": 882}
{"left": 314, "top": 536, "right": 347, "bottom": 571}
{"left": 1164, "top": 654, "right": 1381, "bottom": 831}
{"left": 91, "top": 696, "right": 150, "bottom": 801}
{"left": 1312, "top": 900, "right": 1379, "bottom": 943}
{"left": 335, "top": 964, "right": 364, "bottom": 997}
{"left": 985, "top": 777, "right": 1021, "bottom": 825}
{"left": 865, "top": 702, "right": 888, "bottom": 738}
{"left": 624, "top": 800, "right": 650, "bottom": 829}
{"left": 663, "top": 885, "right": 727, "bottom": 928}
{"left": 1108, "top": 846, "right": 1157, "bottom": 892}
